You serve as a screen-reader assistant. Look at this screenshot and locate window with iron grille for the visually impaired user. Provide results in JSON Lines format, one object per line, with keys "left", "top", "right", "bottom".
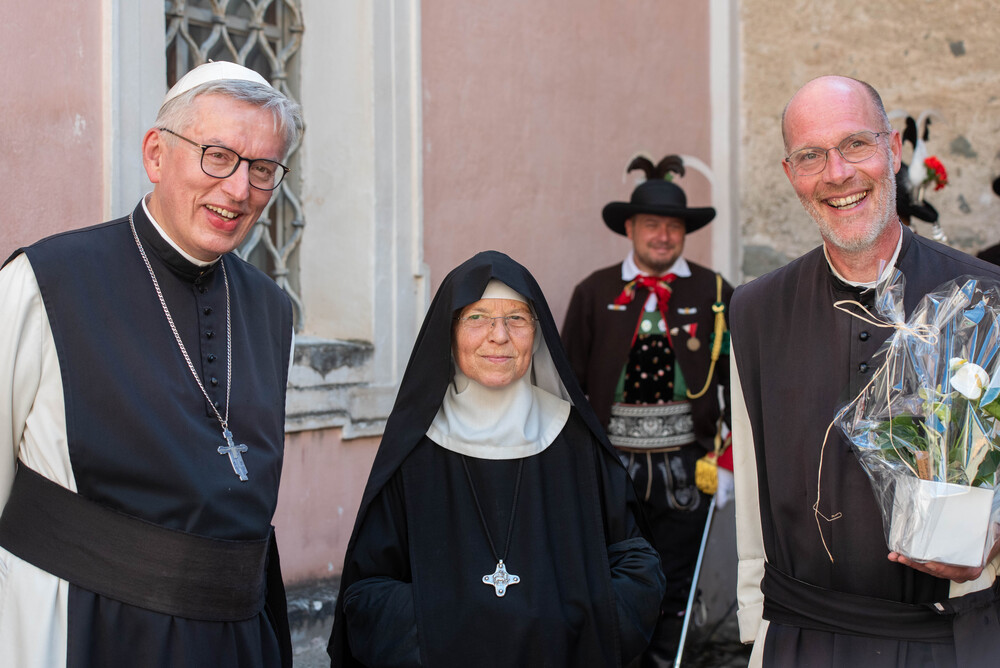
{"left": 164, "top": 0, "right": 306, "bottom": 330}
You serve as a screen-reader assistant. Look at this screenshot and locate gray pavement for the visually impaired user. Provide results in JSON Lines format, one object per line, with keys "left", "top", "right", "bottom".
{"left": 684, "top": 610, "right": 752, "bottom": 668}
{"left": 288, "top": 579, "right": 337, "bottom": 668}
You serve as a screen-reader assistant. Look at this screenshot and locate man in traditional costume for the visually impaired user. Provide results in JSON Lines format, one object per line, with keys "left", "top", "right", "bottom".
{"left": 329, "top": 251, "right": 665, "bottom": 667}
{"left": 0, "top": 61, "right": 302, "bottom": 668}
{"left": 562, "top": 160, "right": 734, "bottom": 665}
{"left": 731, "top": 75, "right": 1000, "bottom": 666}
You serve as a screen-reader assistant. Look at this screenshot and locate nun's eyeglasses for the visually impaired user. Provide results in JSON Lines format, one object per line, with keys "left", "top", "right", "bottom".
{"left": 785, "top": 130, "right": 890, "bottom": 176}
{"left": 455, "top": 314, "right": 536, "bottom": 334}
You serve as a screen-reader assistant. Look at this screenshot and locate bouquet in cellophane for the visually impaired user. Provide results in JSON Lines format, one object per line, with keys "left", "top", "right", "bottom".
{"left": 836, "top": 271, "right": 1000, "bottom": 567}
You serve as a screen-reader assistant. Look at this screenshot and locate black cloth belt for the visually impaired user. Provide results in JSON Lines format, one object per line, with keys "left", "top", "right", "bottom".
{"left": 762, "top": 561, "right": 967, "bottom": 642}
{"left": 0, "top": 463, "right": 271, "bottom": 622}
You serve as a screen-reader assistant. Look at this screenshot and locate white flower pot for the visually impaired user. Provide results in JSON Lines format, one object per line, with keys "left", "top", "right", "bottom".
{"left": 888, "top": 477, "right": 996, "bottom": 568}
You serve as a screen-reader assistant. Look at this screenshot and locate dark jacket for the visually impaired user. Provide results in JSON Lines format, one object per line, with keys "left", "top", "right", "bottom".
{"left": 562, "top": 260, "right": 733, "bottom": 450}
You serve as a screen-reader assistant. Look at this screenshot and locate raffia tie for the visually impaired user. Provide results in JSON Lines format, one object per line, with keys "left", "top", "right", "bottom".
{"left": 812, "top": 299, "right": 939, "bottom": 563}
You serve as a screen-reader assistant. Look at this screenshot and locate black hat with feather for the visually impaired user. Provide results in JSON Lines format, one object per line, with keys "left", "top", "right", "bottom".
{"left": 602, "top": 154, "right": 716, "bottom": 236}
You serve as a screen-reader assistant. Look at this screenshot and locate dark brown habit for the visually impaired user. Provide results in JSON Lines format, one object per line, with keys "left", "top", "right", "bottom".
{"left": 732, "top": 225, "right": 1000, "bottom": 666}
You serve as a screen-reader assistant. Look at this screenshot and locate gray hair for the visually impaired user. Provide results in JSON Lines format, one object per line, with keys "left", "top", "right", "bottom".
{"left": 154, "top": 79, "right": 303, "bottom": 157}
{"left": 781, "top": 76, "right": 891, "bottom": 152}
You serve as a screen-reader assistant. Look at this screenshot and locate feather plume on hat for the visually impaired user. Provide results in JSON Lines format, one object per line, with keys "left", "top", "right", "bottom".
{"left": 625, "top": 153, "right": 686, "bottom": 182}
{"left": 603, "top": 153, "right": 715, "bottom": 236}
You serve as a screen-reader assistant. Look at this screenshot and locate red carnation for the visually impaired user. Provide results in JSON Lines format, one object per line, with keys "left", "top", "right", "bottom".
{"left": 924, "top": 156, "right": 948, "bottom": 191}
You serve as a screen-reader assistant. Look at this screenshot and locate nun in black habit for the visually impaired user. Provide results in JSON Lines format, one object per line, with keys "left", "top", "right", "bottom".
{"left": 328, "top": 251, "right": 664, "bottom": 667}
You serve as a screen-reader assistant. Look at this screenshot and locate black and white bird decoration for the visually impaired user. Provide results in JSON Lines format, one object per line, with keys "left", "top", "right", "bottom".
{"left": 898, "top": 111, "right": 948, "bottom": 243}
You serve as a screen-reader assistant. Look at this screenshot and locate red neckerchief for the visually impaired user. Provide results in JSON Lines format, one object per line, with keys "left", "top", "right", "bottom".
{"left": 613, "top": 274, "right": 677, "bottom": 346}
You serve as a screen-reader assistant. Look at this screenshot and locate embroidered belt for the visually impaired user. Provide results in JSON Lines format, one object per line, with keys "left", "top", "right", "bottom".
{"left": 0, "top": 464, "right": 271, "bottom": 622}
{"left": 607, "top": 401, "right": 695, "bottom": 451}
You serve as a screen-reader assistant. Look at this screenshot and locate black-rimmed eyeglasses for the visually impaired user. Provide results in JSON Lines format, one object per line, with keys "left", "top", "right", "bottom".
{"left": 785, "top": 130, "right": 890, "bottom": 177}
{"left": 159, "top": 128, "right": 290, "bottom": 191}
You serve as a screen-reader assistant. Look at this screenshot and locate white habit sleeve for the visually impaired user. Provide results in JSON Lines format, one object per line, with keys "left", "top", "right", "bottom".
{"left": 731, "top": 346, "right": 769, "bottom": 654}
{"left": 0, "top": 253, "right": 75, "bottom": 668}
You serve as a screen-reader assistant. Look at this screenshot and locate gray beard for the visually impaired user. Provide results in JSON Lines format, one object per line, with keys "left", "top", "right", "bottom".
{"left": 801, "top": 168, "right": 897, "bottom": 254}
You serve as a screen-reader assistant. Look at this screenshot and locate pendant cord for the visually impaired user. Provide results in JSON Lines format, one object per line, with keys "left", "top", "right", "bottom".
{"left": 129, "top": 213, "right": 232, "bottom": 430}
{"left": 461, "top": 456, "right": 524, "bottom": 563}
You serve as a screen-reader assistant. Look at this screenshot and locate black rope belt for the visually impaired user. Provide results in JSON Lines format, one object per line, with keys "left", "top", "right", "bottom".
{"left": 0, "top": 464, "right": 270, "bottom": 621}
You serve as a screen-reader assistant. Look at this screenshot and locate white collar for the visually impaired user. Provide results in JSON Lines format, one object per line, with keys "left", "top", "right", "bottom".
{"left": 824, "top": 221, "right": 903, "bottom": 289}
{"left": 426, "top": 334, "right": 572, "bottom": 460}
{"left": 426, "top": 368, "right": 570, "bottom": 460}
{"left": 142, "top": 193, "right": 218, "bottom": 267}
{"left": 621, "top": 251, "right": 691, "bottom": 281}
{"left": 621, "top": 251, "right": 691, "bottom": 311}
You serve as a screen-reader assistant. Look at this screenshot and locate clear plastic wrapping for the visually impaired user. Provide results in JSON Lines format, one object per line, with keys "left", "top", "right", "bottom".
{"left": 835, "top": 271, "right": 1000, "bottom": 567}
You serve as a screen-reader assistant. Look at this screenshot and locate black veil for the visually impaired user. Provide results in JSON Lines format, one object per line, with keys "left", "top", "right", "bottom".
{"left": 357, "top": 250, "right": 617, "bottom": 512}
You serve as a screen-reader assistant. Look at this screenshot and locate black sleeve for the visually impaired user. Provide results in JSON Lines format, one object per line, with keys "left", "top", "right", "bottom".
{"left": 343, "top": 576, "right": 422, "bottom": 668}
{"left": 340, "top": 472, "right": 423, "bottom": 667}
{"left": 591, "top": 425, "right": 665, "bottom": 664}
{"left": 609, "top": 536, "right": 666, "bottom": 665}
{"left": 264, "top": 527, "right": 293, "bottom": 668}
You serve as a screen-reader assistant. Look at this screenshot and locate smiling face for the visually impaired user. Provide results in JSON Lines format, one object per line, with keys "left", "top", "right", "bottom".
{"left": 625, "top": 214, "right": 687, "bottom": 275}
{"left": 453, "top": 298, "right": 535, "bottom": 388}
{"left": 782, "top": 77, "right": 902, "bottom": 254}
{"left": 142, "top": 93, "right": 287, "bottom": 261}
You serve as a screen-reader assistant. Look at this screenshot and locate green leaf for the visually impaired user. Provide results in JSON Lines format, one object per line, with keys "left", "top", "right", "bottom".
{"left": 982, "top": 398, "right": 1000, "bottom": 421}
{"left": 973, "top": 449, "right": 1000, "bottom": 486}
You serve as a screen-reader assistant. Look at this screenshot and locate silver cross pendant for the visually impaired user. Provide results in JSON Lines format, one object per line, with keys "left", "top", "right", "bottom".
{"left": 482, "top": 560, "right": 520, "bottom": 597}
{"left": 218, "top": 429, "right": 249, "bottom": 481}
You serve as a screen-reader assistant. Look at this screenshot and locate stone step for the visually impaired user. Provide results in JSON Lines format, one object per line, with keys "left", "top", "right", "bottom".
{"left": 287, "top": 577, "right": 339, "bottom": 668}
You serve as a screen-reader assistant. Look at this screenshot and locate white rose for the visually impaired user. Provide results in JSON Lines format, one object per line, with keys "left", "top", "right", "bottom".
{"left": 951, "top": 362, "right": 990, "bottom": 401}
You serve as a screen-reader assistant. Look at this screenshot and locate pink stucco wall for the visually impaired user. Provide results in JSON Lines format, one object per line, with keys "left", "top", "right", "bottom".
{"left": 0, "top": 5, "right": 104, "bottom": 259}
{"left": 273, "top": 429, "right": 379, "bottom": 582}
{"left": 421, "top": 1, "right": 716, "bottom": 323}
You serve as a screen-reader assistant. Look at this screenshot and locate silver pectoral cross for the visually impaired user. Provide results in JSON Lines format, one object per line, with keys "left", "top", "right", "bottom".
{"left": 218, "top": 429, "right": 249, "bottom": 481}
{"left": 482, "top": 560, "right": 520, "bottom": 597}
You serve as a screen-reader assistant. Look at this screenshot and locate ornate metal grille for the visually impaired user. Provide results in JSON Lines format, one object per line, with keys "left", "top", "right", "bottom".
{"left": 164, "top": 0, "right": 306, "bottom": 329}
